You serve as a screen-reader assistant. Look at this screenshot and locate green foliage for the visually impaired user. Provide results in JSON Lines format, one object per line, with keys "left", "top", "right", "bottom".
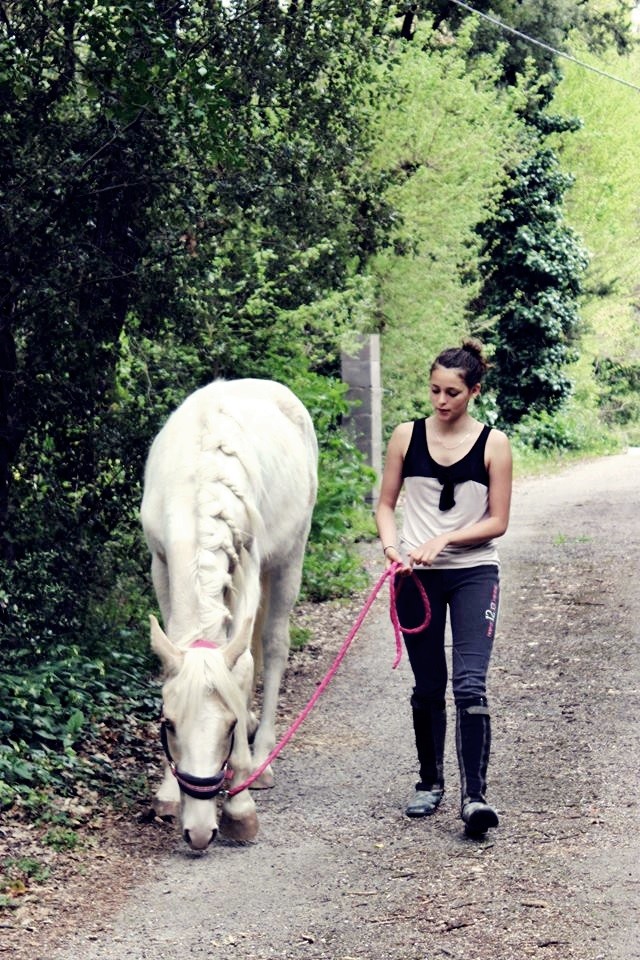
{"left": 294, "top": 375, "right": 377, "bottom": 601}
{"left": 0, "top": 2, "right": 391, "bottom": 804}
{"left": 0, "top": 646, "right": 158, "bottom": 805}
{"left": 593, "top": 356, "right": 640, "bottom": 425}
{"left": 2, "top": 857, "right": 50, "bottom": 885}
{"left": 0, "top": 0, "right": 238, "bottom": 656}
{"left": 1, "top": 0, "right": 394, "bottom": 660}
{"left": 547, "top": 41, "right": 640, "bottom": 428}
{"left": 369, "top": 21, "right": 527, "bottom": 434}
{"left": 419, "top": 0, "right": 632, "bottom": 90}
{"left": 290, "top": 624, "right": 312, "bottom": 652}
{"left": 0, "top": 856, "right": 51, "bottom": 906}
{"left": 40, "top": 827, "right": 81, "bottom": 852}
{"left": 512, "top": 409, "right": 581, "bottom": 451}
{"left": 410, "top": 4, "right": 634, "bottom": 436}
{"left": 471, "top": 146, "right": 589, "bottom": 424}
{"left": 509, "top": 394, "right": 623, "bottom": 473}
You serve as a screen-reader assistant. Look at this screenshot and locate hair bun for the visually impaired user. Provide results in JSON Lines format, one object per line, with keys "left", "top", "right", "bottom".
{"left": 462, "top": 338, "right": 488, "bottom": 373}
{"left": 431, "top": 338, "right": 489, "bottom": 386}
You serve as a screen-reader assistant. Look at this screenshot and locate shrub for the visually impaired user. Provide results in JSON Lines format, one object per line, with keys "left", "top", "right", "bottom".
{"left": 295, "top": 375, "right": 377, "bottom": 601}
{"left": 0, "top": 647, "right": 158, "bottom": 806}
{"left": 512, "top": 409, "right": 581, "bottom": 452}
{"left": 593, "top": 356, "right": 640, "bottom": 425}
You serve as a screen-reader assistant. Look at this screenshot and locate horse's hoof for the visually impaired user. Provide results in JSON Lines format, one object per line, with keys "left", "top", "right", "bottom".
{"left": 249, "top": 767, "right": 275, "bottom": 789}
{"left": 152, "top": 799, "right": 180, "bottom": 821}
{"left": 219, "top": 809, "right": 259, "bottom": 842}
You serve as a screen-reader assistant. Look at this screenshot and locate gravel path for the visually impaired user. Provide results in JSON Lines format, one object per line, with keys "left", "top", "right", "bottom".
{"left": 47, "top": 451, "right": 640, "bottom": 960}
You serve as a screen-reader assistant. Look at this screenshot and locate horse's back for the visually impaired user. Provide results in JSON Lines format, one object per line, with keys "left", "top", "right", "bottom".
{"left": 141, "top": 379, "right": 317, "bottom": 557}
{"left": 211, "top": 378, "right": 316, "bottom": 447}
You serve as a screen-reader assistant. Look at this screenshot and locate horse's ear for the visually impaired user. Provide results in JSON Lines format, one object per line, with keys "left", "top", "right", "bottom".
{"left": 149, "top": 614, "right": 183, "bottom": 676}
{"left": 223, "top": 616, "right": 253, "bottom": 670}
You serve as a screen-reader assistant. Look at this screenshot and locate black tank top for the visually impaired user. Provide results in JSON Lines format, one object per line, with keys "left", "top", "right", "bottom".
{"left": 402, "top": 420, "right": 491, "bottom": 512}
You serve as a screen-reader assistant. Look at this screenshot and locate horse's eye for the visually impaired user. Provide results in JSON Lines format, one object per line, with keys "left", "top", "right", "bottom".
{"left": 164, "top": 718, "right": 176, "bottom": 734}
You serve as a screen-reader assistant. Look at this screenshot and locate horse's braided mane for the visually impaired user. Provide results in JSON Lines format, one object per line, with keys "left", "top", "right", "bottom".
{"left": 193, "top": 405, "right": 264, "bottom": 640}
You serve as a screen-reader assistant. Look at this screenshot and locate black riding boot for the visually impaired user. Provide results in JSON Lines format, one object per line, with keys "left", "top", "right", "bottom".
{"left": 405, "top": 695, "right": 446, "bottom": 818}
{"left": 455, "top": 698, "right": 499, "bottom": 835}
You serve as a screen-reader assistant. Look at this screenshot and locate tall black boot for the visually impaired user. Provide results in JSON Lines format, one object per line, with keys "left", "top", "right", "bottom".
{"left": 455, "top": 698, "right": 499, "bottom": 835}
{"left": 405, "top": 695, "right": 446, "bottom": 818}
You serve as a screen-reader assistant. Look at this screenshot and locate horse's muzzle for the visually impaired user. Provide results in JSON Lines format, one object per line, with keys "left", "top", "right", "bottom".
{"left": 183, "top": 826, "right": 218, "bottom": 850}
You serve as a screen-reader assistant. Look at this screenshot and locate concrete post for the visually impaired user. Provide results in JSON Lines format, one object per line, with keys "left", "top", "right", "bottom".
{"left": 340, "top": 333, "right": 383, "bottom": 502}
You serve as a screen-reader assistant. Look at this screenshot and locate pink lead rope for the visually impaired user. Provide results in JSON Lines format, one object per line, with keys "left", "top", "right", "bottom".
{"left": 226, "top": 561, "right": 431, "bottom": 797}
{"left": 388, "top": 561, "right": 432, "bottom": 664}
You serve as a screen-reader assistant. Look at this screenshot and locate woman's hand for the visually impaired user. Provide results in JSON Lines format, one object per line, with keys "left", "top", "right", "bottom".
{"left": 382, "top": 545, "right": 411, "bottom": 574}
{"left": 383, "top": 545, "right": 401, "bottom": 568}
{"left": 408, "top": 534, "right": 451, "bottom": 567}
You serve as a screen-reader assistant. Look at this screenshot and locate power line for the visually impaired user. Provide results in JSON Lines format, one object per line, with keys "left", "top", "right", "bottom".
{"left": 448, "top": 0, "right": 640, "bottom": 94}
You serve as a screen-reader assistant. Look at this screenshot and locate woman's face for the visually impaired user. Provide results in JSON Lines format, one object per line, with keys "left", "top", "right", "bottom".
{"left": 429, "top": 365, "right": 479, "bottom": 422}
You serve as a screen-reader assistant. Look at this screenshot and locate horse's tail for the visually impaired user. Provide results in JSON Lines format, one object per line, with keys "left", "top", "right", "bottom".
{"left": 193, "top": 401, "right": 265, "bottom": 641}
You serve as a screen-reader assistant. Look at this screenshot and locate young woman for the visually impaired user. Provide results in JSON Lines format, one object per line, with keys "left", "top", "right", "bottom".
{"left": 376, "top": 339, "right": 512, "bottom": 836}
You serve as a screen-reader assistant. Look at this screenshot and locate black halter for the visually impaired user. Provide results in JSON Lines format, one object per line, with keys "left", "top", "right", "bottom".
{"left": 160, "top": 718, "right": 233, "bottom": 801}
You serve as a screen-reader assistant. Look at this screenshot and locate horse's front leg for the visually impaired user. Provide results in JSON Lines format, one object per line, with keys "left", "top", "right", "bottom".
{"left": 150, "top": 552, "right": 172, "bottom": 627}
{"left": 220, "top": 650, "right": 259, "bottom": 841}
{"left": 153, "top": 761, "right": 181, "bottom": 820}
{"left": 220, "top": 745, "right": 259, "bottom": 842}
{"left": 250, "top": 569, "right": 297, "bottom": 788}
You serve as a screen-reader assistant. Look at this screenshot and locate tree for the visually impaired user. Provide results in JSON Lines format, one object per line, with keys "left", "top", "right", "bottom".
{"left": 547, "top": 39, "right": 640, "bottom": 430}
{"left": 0, "top": 1, "right": 395, "bottom": 657}
{"left": 0, "top": 0, "right": 242, "bottom": 650}
{"left": 413, "top": 3, "right": 627, "bottom": 428}
{"left": 368, "top": 23, "right": 526, "bottom": 433}
{"left": 470, "top": 146, "right": 589, "bottom": 423}
{"left": 422, "top": 0, "right": 632, "bottom": 88}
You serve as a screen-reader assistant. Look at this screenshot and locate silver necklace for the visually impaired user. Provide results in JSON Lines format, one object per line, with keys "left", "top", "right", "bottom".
{"left": 432, "top": 428, "right": 472, "bottom": 450}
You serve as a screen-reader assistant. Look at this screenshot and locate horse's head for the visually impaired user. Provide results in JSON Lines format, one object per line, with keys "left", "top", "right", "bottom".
{"left": 150, "top": 615, "right": 253, "bottom": 850}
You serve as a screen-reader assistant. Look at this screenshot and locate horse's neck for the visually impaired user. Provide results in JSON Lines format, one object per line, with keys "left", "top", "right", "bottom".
{"left": 168, "top": 589, "right": 230, "bottom": 648}
{"left": 169, "top": 545, "right": 261, "bottom": 648}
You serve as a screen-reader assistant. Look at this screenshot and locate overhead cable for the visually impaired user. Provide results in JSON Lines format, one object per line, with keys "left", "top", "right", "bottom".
{"left": 448, "top": 0, "right": 640, "bottom": 94}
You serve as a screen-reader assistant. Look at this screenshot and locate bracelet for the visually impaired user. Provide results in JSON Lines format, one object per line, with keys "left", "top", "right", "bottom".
{"left": 382, "top": 545, "right": 398, "bottom": 556}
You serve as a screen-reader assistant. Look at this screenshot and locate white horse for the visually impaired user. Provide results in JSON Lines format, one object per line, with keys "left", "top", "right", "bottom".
{"left": 140, "top": 379, "right": 318, "bottom": 850}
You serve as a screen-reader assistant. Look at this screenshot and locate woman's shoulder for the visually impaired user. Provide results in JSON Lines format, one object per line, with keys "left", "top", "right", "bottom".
{"left": 388, "top": 419, "right": 418, "bottom": 458}
{"left": 391, "top": 419, "right": 417, "bottom": 441}
{"left": 485, "top": 425, "right": 513, "bottom": 469}
{"left": 486, "top": 425, "right": 511, "bottom": 448}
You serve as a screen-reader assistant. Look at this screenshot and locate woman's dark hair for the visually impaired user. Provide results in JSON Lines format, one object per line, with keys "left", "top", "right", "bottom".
{"left": 430, "top": 338, "right": 489, "bottom": 388}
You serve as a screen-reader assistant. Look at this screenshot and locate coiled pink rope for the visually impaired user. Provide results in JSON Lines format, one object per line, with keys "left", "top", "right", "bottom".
{"left": 227, "top": 561, "right": 431, "bottom": 796}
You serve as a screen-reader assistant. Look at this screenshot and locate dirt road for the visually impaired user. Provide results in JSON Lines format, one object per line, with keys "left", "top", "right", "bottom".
{"left": 48, "top": 451, "right": 639, "bottom": 960}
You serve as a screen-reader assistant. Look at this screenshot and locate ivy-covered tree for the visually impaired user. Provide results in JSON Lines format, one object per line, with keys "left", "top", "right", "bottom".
{"left": 413, "top": 3, "right": 627, "bottom": 429}
{"left": 368, "top": 21, "right": 527, "bottom": 434}
{"left": 470, "top": 145, "right": 589, "bottom": 424}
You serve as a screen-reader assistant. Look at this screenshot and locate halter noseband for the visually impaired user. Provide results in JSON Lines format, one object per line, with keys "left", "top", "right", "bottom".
{"left": 160, "top": 719, "right": 234, "bottom": 800}
{"left": 159, "top": 637, "right": 233, "bottom": 801}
